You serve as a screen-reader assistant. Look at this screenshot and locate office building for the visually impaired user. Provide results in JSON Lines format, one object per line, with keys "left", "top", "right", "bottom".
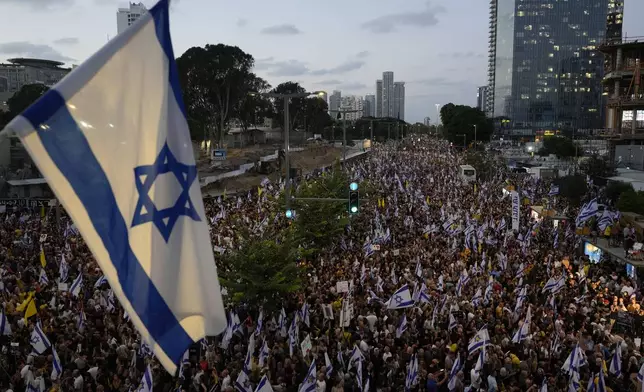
{"left": 375, "top": 80, "right": 383, "bottom": 117}
{"left": 329, "top": 90, "right": 342, "bottom": 115}
{"left": 382, "top": 72, "right": 394, "bottom": 117}
{"left": 117, "top": 2, "right": 147, "bottom": 34}
{"left": 364, "top": 94, "right": 376, "bottom": 117}
{"left": 477, "top": 86, "right": 489, "bottom": 112}
{"left": 0, "top": 58, "right": 71, "bottom": 110}
{"left": 393, "top": 82, "right": 405, "bottom": 120}
{"left": 341, "top": 96, "right": 364, "bottom": 121}
{"left": 487, "top": 0, "right": 621, "bottom": 133}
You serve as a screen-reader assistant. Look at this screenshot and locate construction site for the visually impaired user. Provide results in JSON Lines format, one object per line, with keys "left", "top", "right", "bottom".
{"left": 599, "top": 37, "right": 644, "bottom": 169}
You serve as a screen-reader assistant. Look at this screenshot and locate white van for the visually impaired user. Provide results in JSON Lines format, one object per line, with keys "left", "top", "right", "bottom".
{"left": 459, "top": 164, "right": 476, "bottom": 182}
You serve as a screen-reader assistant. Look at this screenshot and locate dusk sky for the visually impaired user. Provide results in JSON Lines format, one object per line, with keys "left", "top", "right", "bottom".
{"left": 0, "top": 0, "right": 642, "bottom": 122}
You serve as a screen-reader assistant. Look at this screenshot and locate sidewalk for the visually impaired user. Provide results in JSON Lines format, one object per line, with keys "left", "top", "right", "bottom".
{"left": 583, "top": 236, "right": 644, "bottom": 267}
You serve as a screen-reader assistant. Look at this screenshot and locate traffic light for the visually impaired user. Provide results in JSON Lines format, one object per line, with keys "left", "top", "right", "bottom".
{"left": 285, "top": 209, "right": 294, "bottom": 219}
{"left": 348, "top": 181, "right": 359, "bottom": 215}
{"left": 349, "top": 191, "right": 359, "bottom": 214}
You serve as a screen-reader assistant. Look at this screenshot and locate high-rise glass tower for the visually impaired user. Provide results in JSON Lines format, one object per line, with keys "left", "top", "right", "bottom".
{"left": 487, "top": 0, "right": 622, "bottom": 132}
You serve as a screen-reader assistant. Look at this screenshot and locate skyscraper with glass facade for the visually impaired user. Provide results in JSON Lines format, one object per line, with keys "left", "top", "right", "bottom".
{"left": 487, "top": 0, "right": 623, "bottom": 133}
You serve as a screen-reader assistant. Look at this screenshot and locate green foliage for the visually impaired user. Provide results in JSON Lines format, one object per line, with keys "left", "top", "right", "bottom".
{"left": 439, "top": 103, "right": 493, "bottom": 145}
{"left": 233, "top": 76, "right": 272, "bottom": 132}
{"left": 553, "top": 175, "right": 587, "bottom": 206}
{"left": 291, "top": 164, "right": 350, "bottom": 253}
{"left": 176, "top": 44, "right": 261, "bottom": 144}
{"left": 579, "top": 154, "right": 616, "bottom": 178}
{"left": 464, "top": 150, "right": 495, "bottom": 181}
{"left": 303, "top": 97, "right": 332, "bottom": 134}
{"left": 218, "top": 230, "right": 302, "bottom": 312}
{"left": 617, "top": 188, "right": 644, "bottom": 215}
{"left": 271, "top": 82, "right": 306, "bottom": 130}
{"left": 604, "top": 181, "right": 634, "bottom": 204}
{"left": 7, "top": 84, "right": 49, "bottom": 118}
{"left": 538, "top": 136, "right": 578, "bottom": 158}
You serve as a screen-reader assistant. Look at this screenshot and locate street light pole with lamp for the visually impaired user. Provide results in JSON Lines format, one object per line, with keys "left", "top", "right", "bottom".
{"left": 248, "top": 90, "right": 326, "bottom": 216}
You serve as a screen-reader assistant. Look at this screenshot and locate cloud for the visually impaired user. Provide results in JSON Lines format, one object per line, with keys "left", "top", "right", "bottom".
{"left": 0, "top": 42, "right": 75, "bottom": 63}
{"left": 53, "top": 37, "right": 79, "bottom": 45}
{"left": 450, "top": 51, "right": 485, "bottom": 59}
{"left": 256, "top": 58, "right": 365, "bottom": 78}
{"left": 410, "top": 77, "right": 461, "bottom": 86}
{"left": 310, "top": 60, "right": 365, "bottom": 76}
{"left": 337, "top": 82, "right": 367, "bottom": 91}
{"left": 0, "top": 0, "right": 73, "bottom": 9}
{"left": 313, "top": 79, "right": 343, "bottom": 85}
{"left": 236, "top": 19, "right": 248, "bottom": 27}
{"left": 255, "top": 58, "right": 309, "bottom": 77}
{"left": 260, "top": 24, "right": 302, "bottom": 35}
{"left": 356, "top": 51, "right": 370, "bottom": 58}
{"left": 361, "top": 3, "right": 445, "bottom": 33}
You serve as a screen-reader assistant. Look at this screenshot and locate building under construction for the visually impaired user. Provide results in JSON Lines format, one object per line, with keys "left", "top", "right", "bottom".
{"left": 599, "top": 37, "right": 644, "bottom": 168}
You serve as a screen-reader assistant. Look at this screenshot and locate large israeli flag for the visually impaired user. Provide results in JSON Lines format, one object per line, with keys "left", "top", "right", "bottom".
{"left": 1, "top": 0, "right": 225, "bottom": 373}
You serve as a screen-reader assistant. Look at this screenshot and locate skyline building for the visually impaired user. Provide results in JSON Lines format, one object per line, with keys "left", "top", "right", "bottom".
{"left": 341, "top": 96, "right": 364, "bottom": 121}
{"left": 382, "top": 71, "right": 394, "bottom": 117}
{"left": 375, "top": 80, "right": 383, "bottom": 117}
{"left": 329, "top": 90, "right": 342, "bottom": 115}
{"left": 364, "top": 94, "right": 376, "bottom": 117}
{"left": 393, "top": 82, "right": 405, "bottom": 120}
{"left": 486, "top": 0, "right": 621, "bottom": 132}
{"left": 423, "top": 117, "right": 432, "bottom": 126}
{"left": 477, "top": 86, "right": 489, "bottom": 112}
{"left": 117, "top": 2, "right": 147, "bottom": 34}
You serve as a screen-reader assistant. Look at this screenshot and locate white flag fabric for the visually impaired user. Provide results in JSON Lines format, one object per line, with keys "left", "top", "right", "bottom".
{"left": 1, "top": 0, "right": 225, "bottom": 373}
{"left": 30, "top": 322, "right": 51, "bottom": 354}
{"left": 468, "top": 326, "right": 491, "bottom": 354}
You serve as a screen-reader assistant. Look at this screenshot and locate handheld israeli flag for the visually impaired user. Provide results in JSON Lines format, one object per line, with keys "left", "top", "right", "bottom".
{"left": 0, "top": 0, "right": 226, "bottom": 373}
{"left": 255, "top": 375, "right": 275, "bottom": 392}
{"left": 387, "top": 284, "right": 414, "bottom": 309}
{"left": 39, "top": 268, "right": 49, "bottom": 285}
{"left": 30, "top": 322, "right": 51, "bottom": 354}
{"left": 0, "top": 309, "right": 11, "bottom": 335}
{"left": 51, "top": 346, "right": 63, "bottom": 380}
{"left": 468, "top": 325, "right": 490, "bottom": 354}
{"left": 69, "top": 273, "right": 83, "bottom": 297}
{"left": 609, "top": 343, "right": 622, "bottom": 376}
{"left": 324, "top": 351, "right": 333, "bottom": 379}
{"left": 138, "top": 366, "right": 153, "bottom": 392}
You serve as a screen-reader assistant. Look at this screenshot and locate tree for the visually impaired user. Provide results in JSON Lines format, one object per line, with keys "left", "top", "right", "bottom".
{"left": 617, "top": 188, "right": 644, "bottom": 215}
{"left": 7, "top": 84, "right": 49, "bottom": 118}
{"left": 291, "top": 163, "right": 351, "bottom": 254}
{"left": 439, "top": 103, "right": 493, "bottom": 145}
{"left": 218, "top": 230, "right": 302, "bottom": 312}
{"left": 553, "top": 175, "right": 587, "bottom": 206}
{"left": 233, "top": 75, "right": 272, "bottom": 132}
{"left": 176, "top": 44, "right": 255, "bottom": 145}
{"left": 579, "top": 154, "right": 616, "bottom": 178}
{"left": 464, "top": 150, "right": 495, "bottom": 180}
{"left": 604, "top": 181, "right": 633, "bottom": 205}
{"left": 271, "top": 82, "right": 307, "bottom": 131}
{"left": 303, "top": 97, "right": 332, "bottom": 134}
{"left": 538, "top": 136, "right": 578, "bottom": 158}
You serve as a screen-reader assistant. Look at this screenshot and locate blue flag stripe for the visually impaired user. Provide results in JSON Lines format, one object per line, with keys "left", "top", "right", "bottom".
{"left": 19, "top": 3, "right": 196, "bottom": 366}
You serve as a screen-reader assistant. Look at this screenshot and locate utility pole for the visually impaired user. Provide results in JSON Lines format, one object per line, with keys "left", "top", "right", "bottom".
{"left": 370, "top": 119, "right": 374, "bottom": 147}
{"left": 330, "top": 109, "right": 362, "bottom": 163}
{"left": 249, "top": 90, "right": 326, "bottom": 216}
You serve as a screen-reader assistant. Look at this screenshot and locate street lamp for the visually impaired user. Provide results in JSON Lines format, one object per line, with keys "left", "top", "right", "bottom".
{"left": 329, "top": 109, "right": 362, "bottom": 163}
{"left": 473, "top": 124, "right": 477, "bottom": 147}
{"left": 248, "top": 90, "right": 326, "bottom": 214}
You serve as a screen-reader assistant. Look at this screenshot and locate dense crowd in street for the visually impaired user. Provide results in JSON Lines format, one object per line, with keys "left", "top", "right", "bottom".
{"left": 1, "top": 137, "right": 643, "bottom": 392}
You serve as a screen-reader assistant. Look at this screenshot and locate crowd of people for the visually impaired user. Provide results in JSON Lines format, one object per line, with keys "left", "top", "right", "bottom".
{"left": 0, "top": 137, "right": 643, "bottom": 392}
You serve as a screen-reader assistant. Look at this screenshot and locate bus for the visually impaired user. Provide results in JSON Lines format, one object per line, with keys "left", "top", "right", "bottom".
{"left": 459, "top": 164, "right": 476, "bottom": 182}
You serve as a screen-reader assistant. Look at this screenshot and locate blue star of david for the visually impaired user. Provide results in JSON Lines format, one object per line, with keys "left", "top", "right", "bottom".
{"left": 131, "top": 143, "right": 201, "bottom": 242}
{"left": 394, "top": 295, "right": 403, "bottom": 304}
